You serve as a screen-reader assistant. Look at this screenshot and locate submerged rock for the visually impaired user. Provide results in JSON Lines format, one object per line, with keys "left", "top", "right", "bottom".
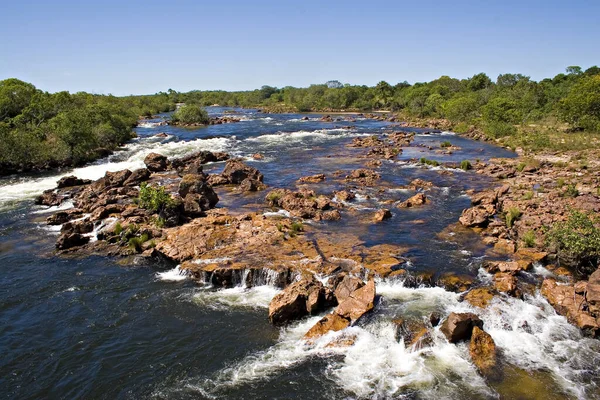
{"left": 469, "top": 326, "right": 497, "bottom": 376}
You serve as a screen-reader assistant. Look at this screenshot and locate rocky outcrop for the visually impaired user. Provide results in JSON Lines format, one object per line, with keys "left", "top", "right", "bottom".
{"left": 464, "top": 287, "right": 496, "bottom": 308}
{"left": 345, "top": 169, "right": 380, "bottom": 185}
{"left": 56, "top": 232, "right": 90, "bottom": 250}
{"left": 221, "top": 159, "right": 264, "bottom": 184}
{"left": 440, "top": 312, "right": 483, "bottom": 343}
{"left": 304, "top": 313, "right": 351, "bottom": 339}
{"left": 541, "top": 278, "right": 599, "bottom": 336}
{"left": 265, "top": 188, "right": 336, "bottom": 220}
{"left": 459, "top": 204, "right": 495, "bottom": 227}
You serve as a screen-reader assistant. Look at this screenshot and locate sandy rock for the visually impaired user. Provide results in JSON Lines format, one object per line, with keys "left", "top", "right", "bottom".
{"left": 437, "top": 274, "right": 474, "bottom": 292}
{"left": 123, "top": 168, "right": 151, "bottom": 186}
{"left": 494, "top": 272, "right": 520, "bottom": 296}
{"left": 459, "top": 205, "right": 495, "bottom": 227}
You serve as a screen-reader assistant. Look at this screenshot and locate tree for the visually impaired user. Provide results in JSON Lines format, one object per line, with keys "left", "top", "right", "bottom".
{"left": 566, "top": 66, "right": 583, "bottom": 75}
{"left": 0, "top": 79, "right": 38, "bottom": 121}
{"left": 467, "top": 73, "right": 492, "bottom": 91}
{"left": 559, "top": 75, "right": 600, "bottom": 131}
{"left": 171, "top": 104, "right": 210, "bottom": 124}
{"left": 326, "top": 80, "right": 343, "bottom": 89}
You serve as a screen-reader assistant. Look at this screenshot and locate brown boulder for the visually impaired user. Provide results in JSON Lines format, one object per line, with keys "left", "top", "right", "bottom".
{"left": 268, "top": 278, "right": 331, "bottom": 325}
{"left": 469, "top": 326, "right": 497, "bottom": 376}
{"left": 104, "top": 169, "right": 132, "bottom": 187}
{"left": 494, "top": 272, "right": 520, "bottom": 296}
{"left": 335, "top": 190, "right": 355, "bottom": 202}
{"left": 335, "top": 278, "right": 376, "bottom": 322}
{"left": 331, "top": 274, "right": 365, "bottom": 303}
{"left": 437, "top": 274, "right": 474, "bottom": 292}
{"left": 239, "top": 178, "right": 266, "bottom": 192}
{"left": 373, "top": 209, "right": 392, "bottom": 222}
{"left": 541, "top": 278, "right": 599, "bottom": 335}
{"left": 144, "top": 152, "right": 168, "bottom": 172}
{"left": 586, "top": 269, "right": 600, "bottom": 317}
{"left": 459, "top": 205, "right": 495, "bottom": 227}
{"left": 484, "top": 260, "right": 531, "bottom": 274}
{"left": 221, "top": 159, "right": 263, "bottom": 184}
{"left": 440, "top": 312, "right": 483, "bottom": 343}
{"left": 397, "top": 193, "right": 427, "bottom": 208}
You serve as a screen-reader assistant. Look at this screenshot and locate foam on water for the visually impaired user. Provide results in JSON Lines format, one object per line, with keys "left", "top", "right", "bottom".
{"left": 0, "top": 136, "right": 235, "bottom": 208}
{"left": 156, "top": 265, "right": 190, "bottom": 282}
{"left": 192, "top": 285, "right": 281, "bottom": 310}
{"left": 245, "top": 129, "right": 366, "bottom": 145}
{"left": 172, "top": 278, "right": 600, "bottom": 399}
{"left": 32, "top": 200, "right": 75, "bottom": 214}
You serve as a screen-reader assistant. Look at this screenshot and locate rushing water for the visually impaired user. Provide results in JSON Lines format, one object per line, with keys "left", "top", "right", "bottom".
{"left": 1, "top": 109, "right": 599, "bottom": 399}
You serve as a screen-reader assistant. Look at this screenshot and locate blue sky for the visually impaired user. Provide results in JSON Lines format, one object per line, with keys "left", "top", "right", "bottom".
{"left": 1, "top": 0, "right": 598, "bottom": 95}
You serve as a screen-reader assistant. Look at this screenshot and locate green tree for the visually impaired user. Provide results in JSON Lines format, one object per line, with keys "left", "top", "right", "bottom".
{"left": 559, "top": 75, "right": 600, "bottom": 131}
{"left": 171, "top": 104, "right": 210, "bottom": 124}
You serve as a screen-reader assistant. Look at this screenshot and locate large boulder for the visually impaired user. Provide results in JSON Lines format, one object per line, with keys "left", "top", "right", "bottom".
{"left": 144, "top": 152, "right": 168, "bottom": 172}
{"left": 268, "top": 278, "right": 331, "bottom": 325}
{"left": 469, "top": 326, "right": 497, "bottom": 376}
{"left": 171, "top": 151, "right": 230, "bottom": 173}
{"left": 440, "top": 312, "right": 483, "bottom": 343}
{"left": 335, "top": 278, "right": 376, "bottom": 322}
{"left": 221, "top": 159, "right": 263, "bottom": 184}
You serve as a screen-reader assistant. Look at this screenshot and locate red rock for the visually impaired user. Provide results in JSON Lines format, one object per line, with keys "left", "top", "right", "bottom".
{"left": 469, "top": 326, "right": 497, "bottom": 376}
{"left": 440, "top": 312, "right": 483, "bottom": 343}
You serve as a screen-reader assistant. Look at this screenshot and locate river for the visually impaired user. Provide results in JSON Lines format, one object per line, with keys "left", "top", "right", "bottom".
{"left": 1, "top": 108, "right": 599, "bottom": 399}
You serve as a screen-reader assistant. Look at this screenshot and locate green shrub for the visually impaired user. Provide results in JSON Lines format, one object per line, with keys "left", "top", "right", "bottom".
{"left": 556, "top": 178, "right": 565, "bottom": 188}
{"left": 290, "top": 221, "right": 304, "bottom": 237}
{"left": 505, "top": 207, "right": 522, "bottom": 228}
{"left": 516, "top": 162, "right": 526, "bottom": 172}
{"left": 138, "top": 183, "right": 175, "bottom": 212}
{"left": 484, "top": 121, "right": 517, "bottom": 139}
{"left": 128, "top": 233, "right": 149, "bottom": 252}
{"left": 562, "top": 184, "right": 579, "bottom": 198}
{"left": 171, "top": 104, "right": 210, "bottom": 124}
{"left": 114, "top": 221, "right": 123, "bottom": 235}
{"left": 419, "top": 157, "right": 440, "bottom": 167}
{"left": 522, "top": 230, "right": 536, "bottom": 247}
{"left": 545, "top": 210, "right": 600, "bottom": 271}
{"left": 523, "top": 191, "right": 534, "bottom": 200}
{"left": 440, "top": 141, "right": 452, "bottom": 148}
{"left": 460, "top": 160, "right": 472, "bottom": 171}
{"left": 453, "top": 122, "right": 470, "bottom": 134}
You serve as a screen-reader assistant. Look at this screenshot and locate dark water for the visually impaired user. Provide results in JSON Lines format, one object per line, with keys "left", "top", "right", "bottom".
{"left": 2, "top": 109, "right": 599, "bottom": 400}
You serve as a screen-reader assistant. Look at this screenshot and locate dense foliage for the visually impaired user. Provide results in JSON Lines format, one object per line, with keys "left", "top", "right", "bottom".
{"left": 0, "top": 79, "right": 175, "bottom": 174}
{"left": 546, "top": 210, "right": 600, "bottom": 272}
{"left": 137, "top": 182, "right": 175, "bottom": 212}
{"left": 170, "top": 104, "right": 210, "bottom": 125}
{"left": 174, "top": 65, "right": 600, "bottom": 138}
{"left": 2, "top": 65, "right": 598, "bottom": 173}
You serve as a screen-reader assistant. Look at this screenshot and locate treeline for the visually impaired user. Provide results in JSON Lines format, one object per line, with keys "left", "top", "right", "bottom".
{"left": 175, "top": 66, "right": 600, "bottom": 137}
{"left": 0, "top": 79, "right": 175, "bottom": 174}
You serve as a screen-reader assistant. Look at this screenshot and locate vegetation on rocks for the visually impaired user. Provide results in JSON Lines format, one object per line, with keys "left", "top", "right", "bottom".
{"left": 545, "top": 210, "right": 600, "bottom": 272}
{"left": 138, "top": 183, "right": 175, "bottom": 213}
{"left": 170, "top": 104, "right": 210, "bottom": 125}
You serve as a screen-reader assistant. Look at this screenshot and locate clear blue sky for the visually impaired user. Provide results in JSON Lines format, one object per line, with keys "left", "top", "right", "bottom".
{"left": 1, "top": 0, "right": 598, "bottom": 95}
